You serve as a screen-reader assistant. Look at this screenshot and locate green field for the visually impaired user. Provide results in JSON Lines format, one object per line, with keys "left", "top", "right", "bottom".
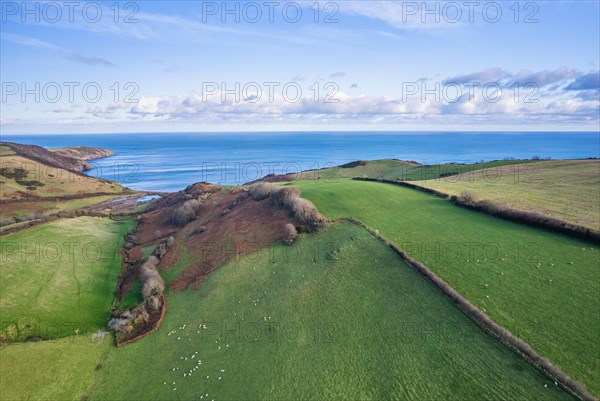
{"left": 0, "top": 336, "right": 110, "bottom": 401}
{"left": 286, "top": 159, "right": 535, "bottom": 182}
{"left": 0, "top": 194, "right": 124, "bottom": 220}
{"left": 88, "top": 223, "right": 572, "bottom": 401}
{"left": 294, "top": 179, "right": 600, "bottom": 396}
{"left": 417, "top": 160, "right": 600, "bottom": 231}
{"left": 0, "top": 216, "right": 135, "bottom": 341}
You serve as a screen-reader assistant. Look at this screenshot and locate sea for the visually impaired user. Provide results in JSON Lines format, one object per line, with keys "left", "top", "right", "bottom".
{"left": 2, "top": 132, "right": 599, "bottom": 192}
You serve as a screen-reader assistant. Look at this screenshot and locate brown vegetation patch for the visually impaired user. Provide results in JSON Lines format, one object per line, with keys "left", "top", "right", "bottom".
{"left": 245, "top": 173, "right": 295, "bottom": 185}
{"left": 169, "top": 188, "right": 295, "bottom": 291}
{"left": 115, "top": 180, "right": 321, "bottom": 303}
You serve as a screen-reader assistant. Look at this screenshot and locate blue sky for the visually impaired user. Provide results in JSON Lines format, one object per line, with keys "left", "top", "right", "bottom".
{"left": 1, "top": 0, "right": 599, "bottom": 133}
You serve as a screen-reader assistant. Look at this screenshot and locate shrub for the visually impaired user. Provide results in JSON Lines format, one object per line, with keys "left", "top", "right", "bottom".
{"left": 0, "top": 216, "right": 16, "bottom": 227}
{"left": 287, "top": 197, "right": 326, "bottom": 230}
{"left": 458, "top": 190, "right": 476, "bottom": 204}
{"left": 186, "top": 199, "right": 201, "bottom": 211}
{"left": 171, "top": 203, "right": 196, "bottom": 226}
{"left": 131, "top": 304, "right": 150, "bottom": 324}
{"left": 141, "top": 274, "right": 165, "bottom": 299}
{"left": 271, "top": 187, "right": 300, "bottom": 208}
{"left": 145, "top": 295, "right": 162, "bottom": 312}
{"left": 108, "top": 317, "right": 133, "bottom": 333}
{"left": 282, "top": 223, "right": 298, "bottom": 245}
{"left": 167, "top": 235, "right": 175, "bottom": 247}
{"left": 248, "top": 182, "right": 278, "bottom": 200}
{"left": 139, "top": 256, "right": 159, "bottom": 282}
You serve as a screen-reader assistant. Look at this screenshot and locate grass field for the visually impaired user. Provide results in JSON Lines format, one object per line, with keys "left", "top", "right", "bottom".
{"left": 0, "top": 155, "right": 125, "bottom": 200}
{"left": 0, "top": 194, "right": 124, "bottom": 220}
{"left": 0, "top": 335, "right": 110, "bottom": 401}
{"left": 294, "top": 179, "right": 600, "bottom": 396}
{"left": 286, "top": 159, "right": 536, "bottom": 182}
{"left": 0, "top": 216, "right": 135, "bottom": 341}
{"left": 417, "top": 160, "right": 600, "bottom": 231}
{"left": 88, "top": 223, "right": 573, "bottom": 401}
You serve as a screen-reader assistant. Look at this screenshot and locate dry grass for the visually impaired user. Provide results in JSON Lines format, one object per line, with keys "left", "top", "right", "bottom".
{"left": 418, "top": 160, "right": 600, "bottom": 231}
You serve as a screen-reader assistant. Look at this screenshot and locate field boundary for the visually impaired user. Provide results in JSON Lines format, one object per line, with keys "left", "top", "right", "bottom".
{"left": 352, "top": 177, "right": 600, "bottom": 244}
{"left": 339, "top": 217, "right": 597, "bottom": 401}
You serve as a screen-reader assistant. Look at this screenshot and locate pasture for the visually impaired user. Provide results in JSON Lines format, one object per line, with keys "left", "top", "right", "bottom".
{"left": 417, "top": 159, "right": 600, "bottom": 231}
{"left": 0, "top": 216, "right": 135, "bottom": 341}
{"left": 294, "top": 179, "right": 600, "bottom": 396}
{"left": 88, "top": 223, "right": 573, "bottom": 401}
{"left": 286, "top": 159, "right": 535, "bottom": 182}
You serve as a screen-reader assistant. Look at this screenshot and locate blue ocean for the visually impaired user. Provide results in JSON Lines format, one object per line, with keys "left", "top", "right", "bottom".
{"left": 2, "top": 132, "right": 598, "bottom": 192}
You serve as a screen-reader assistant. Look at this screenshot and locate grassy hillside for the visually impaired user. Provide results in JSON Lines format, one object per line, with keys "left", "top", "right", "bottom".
{"left": 294, "top": 179, "right": 600, "bottom": 396}
{"left": 89, "top": 223, "right": 573, "bottom": 401}
{"left": 0, "top": 154, "right": 125, "bottom": 201}
{"left": 417, "top": 160, "right": 600, "bottom": 231}
{"left": 275, "top": 159, "right": 535, "bottom": 182}
{"left": 0, "top": 216, "right": 135, "bottom": 341}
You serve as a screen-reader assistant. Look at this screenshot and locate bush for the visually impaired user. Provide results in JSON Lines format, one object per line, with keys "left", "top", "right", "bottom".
{"left": 131, "top": 304, "right": 150, "bottom": 324}
{"left": 171, "top": 203, "right": 196, "bottom": 226}
{"left": 287, "top": 197, "right": 325, "bottom": 230}
{"left": 139, "top": 256, "right": 160, "bottom": 282}
{"left": 282, "top": 223, "right": 298, "bottom": 245}
{"left": 250, "top": 182, "right": 326, "bottom": 231}
{"left": 458, "top": 190, "right": 476, "bottom": 204}
{"left": 145, "top": 295, "right": 162, "bottom": 311}
{"left": 167, "top": 235, "right": 175, "bottom": 247}
{"left": 0, "top": 216, "right": 16, "bottom": 227}
{"left": 108, "top": 317, "right": 133, "bottom": 334}
{"left": 171, "top": 198, "right": 202, "bottom": 227}
{"left": 186, "top": 199, "right": 201, "bottom": 211}
{"left": 271, "top": 187, "right": 300, "bottom": 208}
{"left": 248, "top": 182, "right": 278, "bottom": 200}
{"left": 141, "top": 274, "right": 165, "bottom": 299}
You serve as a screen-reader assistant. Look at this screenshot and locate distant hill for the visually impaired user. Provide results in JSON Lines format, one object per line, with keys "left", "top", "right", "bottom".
{"left": 50, "top": 146, "right": 114, "bottom": 165}
{"left": 0, "top": 142, "right": 126, "bottom": 202}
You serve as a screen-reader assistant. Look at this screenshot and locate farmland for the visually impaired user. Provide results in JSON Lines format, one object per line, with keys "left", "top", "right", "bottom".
{"left": 282, "top": 159, "right": 536, "bottom": 182}
{"left": 0, "top": 145, "right": 596, "bottom": 400}
{"left": 0, "top": 216, "right": 135, "bottom": 341}
{"left": 417, "top": 159, "right": 600, "bottom": 231}
{"left": 88, "top": 223, "right": 572, "bottom": 401}
{"left": 294, "top": 179, "right": 600, "bottom": 396}
{"left": 0, "top": 194, "right": 124, "bottom": 220}
{"left": 0, "top": 336, "right": 110, "bottom": 401}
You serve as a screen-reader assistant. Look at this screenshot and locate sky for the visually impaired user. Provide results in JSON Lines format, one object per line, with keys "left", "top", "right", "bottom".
{"left": 1, "top": 0, "right": 599, "bottom": 134}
